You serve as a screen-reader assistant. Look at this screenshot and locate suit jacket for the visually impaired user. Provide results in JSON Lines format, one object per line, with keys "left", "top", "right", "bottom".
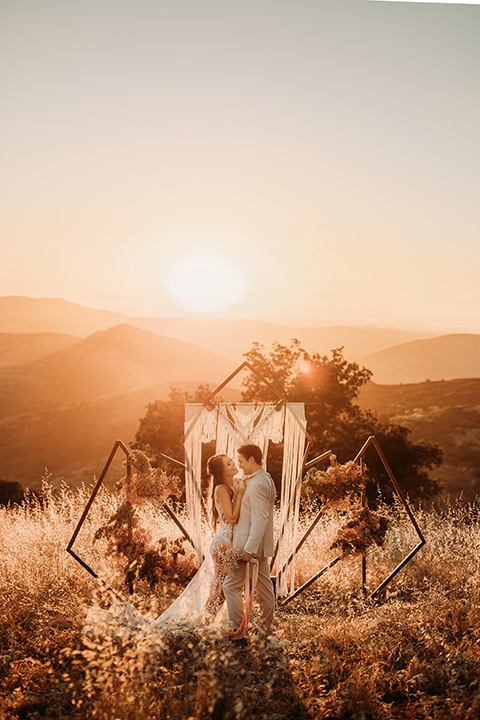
{"left": 233, "top": 468, "right": 276, "bottom": 557}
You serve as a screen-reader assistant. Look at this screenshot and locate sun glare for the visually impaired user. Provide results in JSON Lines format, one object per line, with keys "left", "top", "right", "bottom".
{"left": 299, "top": 360, "right": 314, "bottom": 375}
{"left": 165, "top": 252, "right": 247, "bottom": 313}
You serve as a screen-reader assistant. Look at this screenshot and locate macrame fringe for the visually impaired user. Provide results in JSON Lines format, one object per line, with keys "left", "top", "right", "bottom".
{"left": 276, "top": 405, "right": 307, "bottom": 597}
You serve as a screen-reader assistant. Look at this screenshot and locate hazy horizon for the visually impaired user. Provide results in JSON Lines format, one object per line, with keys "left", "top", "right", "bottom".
{"left": 1, "top": 1, "right": 479, "bottom": 332}
{"left": 2, "top": 293, "right": 478, "bottom": 336}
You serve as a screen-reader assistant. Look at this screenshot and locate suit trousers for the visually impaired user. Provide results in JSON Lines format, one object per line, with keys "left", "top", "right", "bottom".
{"left": 223, "top": 557, "right": 275, "bottom": 632}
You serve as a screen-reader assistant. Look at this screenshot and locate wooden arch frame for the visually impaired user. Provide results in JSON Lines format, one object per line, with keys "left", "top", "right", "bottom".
{"left": 183, "top": 361, "right": 313, "bottom": 581}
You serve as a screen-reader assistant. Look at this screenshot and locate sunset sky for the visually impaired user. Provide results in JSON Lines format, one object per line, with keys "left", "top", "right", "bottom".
{"left": 1, "top": 0, "right": 479, "bottom": 331}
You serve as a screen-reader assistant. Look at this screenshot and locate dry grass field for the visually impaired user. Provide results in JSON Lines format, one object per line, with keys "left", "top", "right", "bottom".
{"left": 1, "top": 482, "right": 480, "bottom": 719}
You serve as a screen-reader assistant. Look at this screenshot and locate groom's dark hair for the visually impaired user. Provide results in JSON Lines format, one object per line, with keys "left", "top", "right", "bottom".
{"left": 237, "top": 444, "right": 263, "bottom": 465}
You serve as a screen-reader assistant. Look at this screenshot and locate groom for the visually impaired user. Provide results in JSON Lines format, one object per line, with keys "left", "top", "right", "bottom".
{"left": 223, "top": 443, "right": 276, "bottom": 635}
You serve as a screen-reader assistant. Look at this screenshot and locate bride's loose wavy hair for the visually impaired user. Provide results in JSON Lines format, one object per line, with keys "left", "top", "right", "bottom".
{"left": 206, "top": 454, "right": 232, "bottom": 530}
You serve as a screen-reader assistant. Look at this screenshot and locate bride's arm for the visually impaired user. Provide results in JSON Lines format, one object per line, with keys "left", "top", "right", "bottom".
{"left": 216, "top": 483, "right": 246, "bottom": 524}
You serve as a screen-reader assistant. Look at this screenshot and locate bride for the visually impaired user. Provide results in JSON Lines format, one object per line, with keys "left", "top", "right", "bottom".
{"left": 202, "top": 454, "right": 246, "bottom": 616}
{"left": 151, "top": 453, "right": 245, "bottom": 629}
{"left": 85, "top": 454, "right": 245, "bottom": 634}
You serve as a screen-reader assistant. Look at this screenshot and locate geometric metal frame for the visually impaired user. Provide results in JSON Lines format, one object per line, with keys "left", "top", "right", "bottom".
{"left": 199, "top": 360, "right": 315, "bottom": 582}
{"left": 353, "top": 435, "right": 426, "bottom": 599}
{"left": 278, "top": 435, "right": 426, "bottom": 605}
{"left": 66, "top": 369, "right": 426, "bottom": 604}
{"left": 66, "top": 439, "right": 198, "bottom": 583}
{"left": 201, "top": 359, "right": 287, "bottom": 410}
{"left": 66, "top": 361, "right": 298, "bottom": 584}
{"left": 66, "top": 440, "right": 131, "bottom": 580}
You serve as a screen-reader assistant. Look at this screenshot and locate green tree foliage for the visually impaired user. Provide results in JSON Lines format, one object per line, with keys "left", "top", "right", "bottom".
{"left": 242, "top": 340, "right": 443, "bottom": 503}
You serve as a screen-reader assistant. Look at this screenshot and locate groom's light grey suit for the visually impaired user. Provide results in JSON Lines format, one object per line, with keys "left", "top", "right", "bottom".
{"left": 223, "top": 468, "right": 276, "bottom": 631}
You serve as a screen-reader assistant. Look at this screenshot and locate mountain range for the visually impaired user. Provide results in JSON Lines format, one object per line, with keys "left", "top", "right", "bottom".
{"left": 0, "top": 323, "right": 232, "bottom": 419}
{"left": 363, "top": 334, "right": 480, "bottom": 384}
{"left": 1, "top": 296, "right": 479, "bottom": 383}
{"left": 0, "top": 309, "right": 242, "bottom": 489}
{"left": 1, "top": 295, "right": 479, "bottom": 494}
{"left": 0, "top": 295, "right": 436, "bottom": 364}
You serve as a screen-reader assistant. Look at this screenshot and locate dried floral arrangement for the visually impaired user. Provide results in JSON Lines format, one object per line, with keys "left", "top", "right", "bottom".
{"left": 303, "top": 456, "right": 367, "bottom": 507}
{"left": 94, "top": 450, "right": 196, "bottom": 594}
{"left": 330, "top": 506, "right": 390, "bottom": 556}
{"left": 303, "top": 456, "right": 389, "bottom": 556}
{"left": 121, "top": 449, "right": 181, "bottom": 505}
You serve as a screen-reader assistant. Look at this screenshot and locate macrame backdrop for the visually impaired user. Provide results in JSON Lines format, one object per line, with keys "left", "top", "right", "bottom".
{"left": 276, "top": 405, "right": 308, "bottom": 596}
{"left": 183, "top": 403, "right": 307, "bottom": 596}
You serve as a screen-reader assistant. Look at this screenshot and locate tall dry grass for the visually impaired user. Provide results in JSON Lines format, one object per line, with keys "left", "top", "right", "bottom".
{"left": 1, "top": 482, "right": 480, "bottom": 719}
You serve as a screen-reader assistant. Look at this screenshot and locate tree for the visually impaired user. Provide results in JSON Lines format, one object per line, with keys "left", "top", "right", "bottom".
{"left": 242, "top": 340, "right": 443, "bottom": 503}
{"left": 132, "top": 384, "right": 216, "bottom": 500}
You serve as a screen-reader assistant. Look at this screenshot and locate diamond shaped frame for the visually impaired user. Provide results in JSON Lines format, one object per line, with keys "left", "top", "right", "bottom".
{"left": 279, "top": 435, "right": 426, "bottom": 605}
{"left": 66, "top": 439, "right": 196, "bottom": 582}
{"left": 66, "top": 361, "right": 294, "bottom": 582}
{"left": 186, "top": 360, "right": 313, "bottom": 577}
{"left": 354, "top": 435, "right": 426, "bottom": 599}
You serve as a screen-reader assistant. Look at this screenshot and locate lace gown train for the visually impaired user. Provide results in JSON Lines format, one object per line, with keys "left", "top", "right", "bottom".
{"left": 84, "top": 488, "right": 233, "bottom": 636}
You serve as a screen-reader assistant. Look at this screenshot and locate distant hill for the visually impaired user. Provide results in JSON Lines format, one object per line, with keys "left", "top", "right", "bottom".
{"left": 0, "top": 332, "right": 79, "bottom": 368}
{"left": 358, "top": 377, "right": 480, "bottom": 416}
{"left": 137, "top": 317, "right": 435, "bottom": 367}
{"left": 0, "top": 296, "right": 435, "bottom": 364}
{"left": 358, "top": 378, "right": 480, "bottom": 501}
{"left": 0, "top": 296, "right": 127, "bottom": 336}
{"left": 0, "top": 324, "right": 233, "bottom": 418}
{"left": 364, "top": 334, "right": 480, "bottom": 384}
{"left": 0, "top": 381, "right": 241, "bottom": 491}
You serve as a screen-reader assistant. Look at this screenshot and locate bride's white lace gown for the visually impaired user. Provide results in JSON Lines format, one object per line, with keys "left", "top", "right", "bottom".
{"left": 150, "top": 485, "right": 232, "bottom": 628}
{"left": 85, "top": 487, "right": 232, "bottom": 636}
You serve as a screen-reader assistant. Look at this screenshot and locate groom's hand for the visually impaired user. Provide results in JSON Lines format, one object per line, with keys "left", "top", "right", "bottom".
{"left": 241, "top": 550, "right": 253, "bottom": 562}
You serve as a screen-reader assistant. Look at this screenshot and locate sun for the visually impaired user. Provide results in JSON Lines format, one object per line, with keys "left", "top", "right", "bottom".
{"left": 165, "top": 252, "right": 247, "bottom": 313}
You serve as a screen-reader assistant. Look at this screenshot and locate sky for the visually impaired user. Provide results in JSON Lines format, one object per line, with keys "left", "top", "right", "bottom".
{"left": 1, "top": 0, "right": 479, "bottom": 331}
